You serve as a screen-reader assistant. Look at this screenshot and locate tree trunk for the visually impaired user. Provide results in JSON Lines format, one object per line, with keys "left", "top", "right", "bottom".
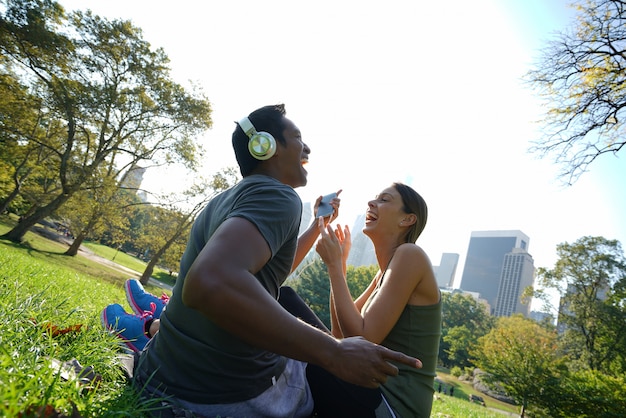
{"left": 140, "top": 233, "right": 179, "bottom": 285}
{"left": 20, "top": 202, "right": 40, "bottom": 219}
{"left": 140, "top": 260, "right": 156, "bottom": 286}
{"left": 1, "top": 193, "right": 71, "bottom": 242}
{"left": 64, "top": 231, "right": 86, "bottom": 256}
{"left": 64, "top": 215, "right": 100, "bottom": 256}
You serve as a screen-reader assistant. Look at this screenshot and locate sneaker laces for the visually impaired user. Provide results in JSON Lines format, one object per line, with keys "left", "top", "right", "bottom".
{"left": 142, "top": 302, "right": 157, "bottom": 317}
{"left": 159, "top": 293, "right": 170, "bottom": 304}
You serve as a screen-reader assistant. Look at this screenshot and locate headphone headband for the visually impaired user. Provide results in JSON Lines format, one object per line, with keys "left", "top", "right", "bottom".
{"left": 238, "top": 117, "right": 257, "bottom": 139}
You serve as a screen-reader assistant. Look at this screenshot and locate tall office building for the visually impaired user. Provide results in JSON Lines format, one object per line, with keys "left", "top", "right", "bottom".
{"left": 493, "top": 248, "right": 535, "bottom": 317}
{"left": 433, "top": 253, "right": 459, "bottom": 288}
{"left": 119, "top": 164, "right": 145, "bottom": 191}
{"left": 119, "top": 164, "right": 148, "bottom": 201}
{"left": 347, "top": 214, "right": 376, "bottom": 267}
{"left": 299, "top": 202, "right": 314, "bottom": 236}
{"left": 459, "top": 230, "right": 533, "bottom": 316}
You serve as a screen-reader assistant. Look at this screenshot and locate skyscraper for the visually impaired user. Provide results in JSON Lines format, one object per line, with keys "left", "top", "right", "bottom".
{"left": 433, "top": 253, "right": 459, "bottom": 288}
{"left": 347, "top": 213, "right": 376, "bottom": 267}
{"left": 493, "top": 248, "right": 535, "bottom": 317}
{"left": 119, "top": 164, "right": 145, "bottom": 191}
{"left": 459, "top": 230, "right": 534, "bottom": 316}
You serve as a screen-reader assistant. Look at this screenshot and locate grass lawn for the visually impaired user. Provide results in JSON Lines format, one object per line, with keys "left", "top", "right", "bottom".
{"left": 434, "top": 368, "right": 519, "bottom": 416}
{"left": 0, "top": 228, "right": 153, "bottom": 416}
{"left": 82, "top": 241, "right": 149, "bottom": 273}
{"left": 82, "top": 240, "right": 177, "bottom": 287}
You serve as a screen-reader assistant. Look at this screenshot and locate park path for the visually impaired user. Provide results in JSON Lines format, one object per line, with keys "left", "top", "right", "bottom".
{"left": 79, "top": 244, "right": 173, "bottom": 291}
{"left": 34, "top": 225, "right": 173, "bottom": 291}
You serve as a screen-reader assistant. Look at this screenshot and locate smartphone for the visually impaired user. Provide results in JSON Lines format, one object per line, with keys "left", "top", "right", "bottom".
{"left": 317, "top": 192, "right": 337, "bottom": 218}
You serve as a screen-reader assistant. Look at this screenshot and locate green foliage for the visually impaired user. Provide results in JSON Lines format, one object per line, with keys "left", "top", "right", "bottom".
{"left": 552, "top": 369, "right": 626, "bottom": 418}
{"left": 346, "top": 264, "right": 378, "bottom": 299}
{"left": 291, "top": 260, "right": 379, "bottom": 329}
{"left": 137, "top": 168, "right": 239, "bottom": 282}
{"left": 444, "top": 325, "right": 474, "bottom": 368}
{"left": 450, "top": 366, "right": 463, "bottom": 377}
{"left": 439, "top": 291, "right": 494, "bottom": 368}
{"left": 537, "top": 236, "right": 626, "bottom": 375}
{"left": 0, "top": 66, "right": 63, "bottom": 215}
{"left": 291, "top": 257, "right": 332, "bottom": 327}
{"left": 472, "top": 315, "right": 563, "bottom": 417}
{"left": 57, "top": 166, "right": 134, "bottom": 256}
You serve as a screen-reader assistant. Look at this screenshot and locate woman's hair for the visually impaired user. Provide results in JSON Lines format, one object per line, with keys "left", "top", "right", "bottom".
{"left": 232, "top": 104, "right": 287, "bottom": 177}
{"left": 393, "top": 182, "right": 428, "bottom": 243}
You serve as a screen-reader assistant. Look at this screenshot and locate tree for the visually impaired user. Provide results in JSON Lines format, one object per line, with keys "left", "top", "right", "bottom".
{"left": 535, "top": 236, "right": 626, "bottom": 375}
{"left": 290, "top": 260, "right": 378, "bottom": 329}
{"left": 439, "top": 291, "right": 494, "bottom": 368}
{"left": 137, "top": 168, "right": 238, "bottom": 284}
{"left": 443, "top": 325, "right": 474, "bottom": 369}
{"left": 0, "top": 68, "right": 61, "bottom": 214}
{"left": 525, "top": 0, "right": 626, "bottom": 184}
{"left": 56, "top": 164, "right": 133, "bottom": 256}
{"left": 0, "top": 0, "right": 212, "bottom": 242}
{"left": 291, "top": 258, "right": 332, "bottom": 327}
{"left": 472, "top": 315, "right": 564, "bottom": 417}
{"left": 345, "top": 264, "right": 378, "bottom": 301}
{"left": 552, "top": 369, "right": 626, "bottom": 417}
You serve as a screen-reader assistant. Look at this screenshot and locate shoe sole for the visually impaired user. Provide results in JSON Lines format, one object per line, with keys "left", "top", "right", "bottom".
{"left": 125, "top": 279, "right": 143, "bottom": 315}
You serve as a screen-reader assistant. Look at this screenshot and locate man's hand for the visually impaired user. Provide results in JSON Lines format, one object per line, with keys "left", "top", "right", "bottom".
{"left": 313, "top": 189, "right": 342, "bottom": 224}
{"left": 327, "top": 336, "right": 422, "bottom": 388}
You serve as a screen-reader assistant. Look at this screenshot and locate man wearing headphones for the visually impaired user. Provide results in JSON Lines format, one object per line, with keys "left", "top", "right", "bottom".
{"left": 133, "top": 104, "right": 421, "bottom": 417}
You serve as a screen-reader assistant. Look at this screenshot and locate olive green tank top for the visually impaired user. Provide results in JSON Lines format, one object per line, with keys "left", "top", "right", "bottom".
{"left": 363, "top": 271, "right": 442, "bottom": 417}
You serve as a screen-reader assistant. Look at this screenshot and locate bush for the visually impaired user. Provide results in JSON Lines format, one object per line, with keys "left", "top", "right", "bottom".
{"left": 451, "top": 366, "right": 463, "bottom": 377}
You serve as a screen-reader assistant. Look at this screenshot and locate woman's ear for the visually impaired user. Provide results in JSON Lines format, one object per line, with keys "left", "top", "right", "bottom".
{"left": 401, "top": 213, "right": 417, "bottom": 227}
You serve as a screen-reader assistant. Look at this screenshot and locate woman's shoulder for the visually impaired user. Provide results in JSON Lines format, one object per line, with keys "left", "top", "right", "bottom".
{"left": 395, "top": 242, "right": 432, "bottom": 264}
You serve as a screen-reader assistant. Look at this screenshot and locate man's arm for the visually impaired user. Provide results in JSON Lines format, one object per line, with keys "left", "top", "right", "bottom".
{"left": 292, "top": 220, "right": 320, "bottom": 272}
{"left": 182, "top": 217, "right": 421, "bottom": 387}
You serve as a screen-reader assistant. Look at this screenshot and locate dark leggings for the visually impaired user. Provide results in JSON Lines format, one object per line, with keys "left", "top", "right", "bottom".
{"left": 278, "top": 286, "right": 382, "bottom": 417}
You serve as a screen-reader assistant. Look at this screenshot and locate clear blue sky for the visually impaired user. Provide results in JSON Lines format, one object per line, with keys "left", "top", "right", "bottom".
{"left": 61, "top": 0, "right": 626, "bottom": 310}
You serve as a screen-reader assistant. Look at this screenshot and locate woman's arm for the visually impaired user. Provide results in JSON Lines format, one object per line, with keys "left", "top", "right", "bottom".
{"left": 329, "top": 222, "right": 351, "bottom": 337}
{"left": 317, "top": 221, "right": 427, "bottom": 344}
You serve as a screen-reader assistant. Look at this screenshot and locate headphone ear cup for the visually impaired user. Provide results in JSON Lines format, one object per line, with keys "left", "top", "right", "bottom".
{"left": 248, "top": 132, "right": 276, "bottom": 160}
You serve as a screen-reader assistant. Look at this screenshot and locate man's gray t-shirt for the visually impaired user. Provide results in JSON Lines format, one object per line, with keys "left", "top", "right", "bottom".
{"left": 135, "top": 175, "right": 303, "bottom": 403}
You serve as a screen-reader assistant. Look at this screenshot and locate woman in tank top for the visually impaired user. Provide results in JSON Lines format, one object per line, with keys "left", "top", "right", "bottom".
{"left": 314, "top": 182, "right": 442, "bottom": 417}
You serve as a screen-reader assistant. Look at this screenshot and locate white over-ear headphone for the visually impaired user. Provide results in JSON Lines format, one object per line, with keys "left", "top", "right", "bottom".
{"left": 238, "top": 117, "right": 277, "bottom": 160}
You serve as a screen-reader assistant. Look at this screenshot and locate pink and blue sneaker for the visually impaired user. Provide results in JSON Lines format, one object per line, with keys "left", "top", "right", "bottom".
{"left": 101, "top": 303, "right": 152, "bottom": 353}
{"left": 125, "top": 279, "right": 169, "bottom": 319}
